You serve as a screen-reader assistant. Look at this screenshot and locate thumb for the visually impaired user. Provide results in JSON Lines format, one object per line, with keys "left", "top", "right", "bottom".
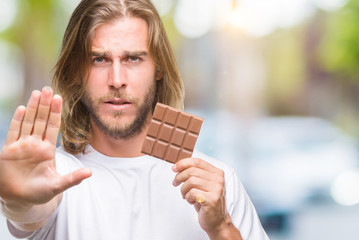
{"left": 54, "top": 168, "right": 92, "bottom": 195}
{"left": 194, "top": 202, "right": 201, "bottom": 212}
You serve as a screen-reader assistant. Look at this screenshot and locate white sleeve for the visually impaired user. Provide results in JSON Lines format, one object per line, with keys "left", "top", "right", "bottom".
{"left": 6, "top": 206, "right": 58, "bottom": 240}
{"left": 7, "top": 220, "right": 34, "bottom": 239}
{"left": 6, "top": 148, "right": 74, "bottom": 240}
{"left": 226, "top": 171, "right": 270, "bottom": 240}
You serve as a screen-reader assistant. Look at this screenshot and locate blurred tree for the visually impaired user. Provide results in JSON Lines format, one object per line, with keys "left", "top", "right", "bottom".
{"left": 262, "top": 26, "right": 308, "bottom": 116}
{"left": 0, "top": 0, "right": 67, "bottom": 105}
{"left": 317, "top": 0, "right": 359, "bottom": 137}
{"left": 319, "top": 0, "right": 359, "bottom": 81}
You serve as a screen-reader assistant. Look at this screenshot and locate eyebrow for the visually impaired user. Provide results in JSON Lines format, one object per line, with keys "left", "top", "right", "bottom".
{"left": 125, "top": 51, "right": 148, "bottom": 57}
{"left": 91, "top": 50, "right": 111, "bottom": 57}
{"left": 90, "top": 50, "right": 149, "bottom": 58}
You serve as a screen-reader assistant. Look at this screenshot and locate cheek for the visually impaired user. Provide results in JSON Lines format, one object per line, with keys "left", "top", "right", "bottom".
{"left": 135, "top": 78, "right": 155, "bottom": 98}
{"left": 129, "top": 67, "right": 156, "bottom": 88}
{"left": 87, "top": 69, "right": 106, "bottom": 93}
{"left": 88, "top": 68, "right": 103, "bottom": 83}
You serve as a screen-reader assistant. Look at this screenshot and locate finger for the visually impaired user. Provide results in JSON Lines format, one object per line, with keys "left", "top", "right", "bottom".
{"left": 173, "top": 158, "right": 219, "bottom": 174}
{"left": 173, "top": 167, "right": 213, "bottom": 186}
{"left": 20, "top": 90, "right": 41, "bottom": 137}
{"left": 53, "top": 168, "right": 92, "bottom": 195}
{"left": 180, "top": 176, "right": 211, "bottom": 197}
{"left": 194, "top": 202, "right": 201, "bottom": 212}
{"left": 5, "top": 106, "right": 26, "bottom": 145}
{"left": 180, "top": 177, "right": 225, "bottom": 203}
{"left": 195, "top": 194, "right": 206, "bottom": 204}
{"left": 184, "top": 188, "right": 208, "bottom": 205}
{"left": 45, "top": 95, "right": 62, "bottom": 146}
{"left": 32, "top": 87, "right": 53, "bottom": 137}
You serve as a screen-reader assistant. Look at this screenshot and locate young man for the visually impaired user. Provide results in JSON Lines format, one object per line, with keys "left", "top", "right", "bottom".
{"left": 0, "top": 0, "right": 269, "bottom": 239}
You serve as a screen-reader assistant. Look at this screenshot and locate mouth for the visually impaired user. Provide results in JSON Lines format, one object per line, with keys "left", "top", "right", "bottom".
{"left": 105, "top": 98, "right": 131, "bottom": 105}
{"left": 103, "top": 98, "right": 132, "bottom": 110}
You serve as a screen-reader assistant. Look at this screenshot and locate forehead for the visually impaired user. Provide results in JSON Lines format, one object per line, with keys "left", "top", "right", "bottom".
{"left": 91, "top": 16, "right": 149, "bottom": 52}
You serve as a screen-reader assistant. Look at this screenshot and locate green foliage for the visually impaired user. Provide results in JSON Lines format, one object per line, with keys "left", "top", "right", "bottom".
{"left": 264, "top": 28, "right": 307, "bottom": 98}
{"left": 0, "top": 0, "right": 71, "bottom": 106}
{"left": 319, "top": 0, "right": 359, "bottom": 81}
{"left": 261, "top": 26, "right": 309, "bottom": 116}
{"left": 0, "top": 0, "right": 67, "bottom": 63}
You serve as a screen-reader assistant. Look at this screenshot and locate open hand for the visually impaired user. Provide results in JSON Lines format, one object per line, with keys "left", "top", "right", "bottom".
{"left": 0, "top": 87, "right": 91, "bottom": 206}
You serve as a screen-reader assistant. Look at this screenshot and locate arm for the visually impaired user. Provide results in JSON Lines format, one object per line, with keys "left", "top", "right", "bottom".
{"left": 0, "top": 87, "right": 91, "bottom": 233}
{"left": 172, "top": 158, "right": 242, "bottom": 240}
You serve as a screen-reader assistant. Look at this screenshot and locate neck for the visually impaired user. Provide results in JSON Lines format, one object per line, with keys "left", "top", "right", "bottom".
{"left": 88, "top": 117, "right": 151, "bottom": 158}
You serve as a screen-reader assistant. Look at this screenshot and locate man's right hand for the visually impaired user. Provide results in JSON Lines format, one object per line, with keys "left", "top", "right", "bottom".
{"left": 0, "top": 87, "right": 91, "bottom": 230}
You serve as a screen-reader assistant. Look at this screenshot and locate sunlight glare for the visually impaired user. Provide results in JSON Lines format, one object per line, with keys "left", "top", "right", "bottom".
{"left": 152, "top": 0, "right": 175, "bottom": 16}
{"left": 314, "top": 0, "right": 348, "bottom": 11}
{"left": 174, "top": 0, "right": 215, "bottom": 39}
{"left": 331, "top": 170, "right": 359, "bottom": 206}
{"left": 0, "top": 0, "right": 17, "bottom": 32}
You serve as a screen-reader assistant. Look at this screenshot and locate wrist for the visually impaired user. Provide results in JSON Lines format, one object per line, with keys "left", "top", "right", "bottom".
{"left": 0, "top": 198, "right": 33, "bottom": 220}
{"left": 207, "top": 214, "right": 243, "bottom": 240}
{"left": 0, "top": 194, "right": 62, "bottom": 232}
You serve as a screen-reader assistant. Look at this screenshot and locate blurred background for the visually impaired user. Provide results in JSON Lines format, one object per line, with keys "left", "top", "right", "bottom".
{"left": 1, "top": 0, "right": 359, "bottom": 239}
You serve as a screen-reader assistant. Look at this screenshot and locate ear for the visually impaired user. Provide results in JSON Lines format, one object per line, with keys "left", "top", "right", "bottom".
{"left": 155, "top": 71, "right": 163, "bottom": 81}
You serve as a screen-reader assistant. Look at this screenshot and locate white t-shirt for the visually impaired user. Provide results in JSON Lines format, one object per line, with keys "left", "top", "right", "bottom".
{"left": 9, "top": 146, "right": 269, "bottom": 240}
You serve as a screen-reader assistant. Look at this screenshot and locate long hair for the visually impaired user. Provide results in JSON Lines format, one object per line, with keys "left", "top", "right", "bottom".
{"left": 52, "top": 0, "right": 184, "bottom": 154}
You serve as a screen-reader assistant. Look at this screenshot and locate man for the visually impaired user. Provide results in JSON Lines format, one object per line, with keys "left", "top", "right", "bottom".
{"left": 0, "top": 0, "right": 269, "bottom": 239}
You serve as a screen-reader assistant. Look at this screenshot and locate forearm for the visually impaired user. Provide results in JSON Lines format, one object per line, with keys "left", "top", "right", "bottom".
{"left": 1, "top": 194, "right": 62, "bottom": 232}
{"left": 207, "top": 214, "right": 243, "bottom": 240}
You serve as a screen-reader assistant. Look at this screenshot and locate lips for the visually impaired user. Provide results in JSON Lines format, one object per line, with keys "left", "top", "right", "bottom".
{"left": 104, "top": 98, "right": 130, "bottom": 105}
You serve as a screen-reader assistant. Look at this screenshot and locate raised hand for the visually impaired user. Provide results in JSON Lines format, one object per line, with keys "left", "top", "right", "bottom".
{"left": 0, "top": 87, "right": 91, "bottom": 209}
{"left": 172, "top": 158, "right": 242, "bottom": 240}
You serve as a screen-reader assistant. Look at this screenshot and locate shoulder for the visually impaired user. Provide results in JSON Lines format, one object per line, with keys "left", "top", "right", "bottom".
{"left": 191, "top": 150, "right": 246, "bottom": 198}
{"left": 192, "top": 149, "right": 237, "bottom": 178}
{"left": 192, "top": 149, "right": 235, "bottom": 173}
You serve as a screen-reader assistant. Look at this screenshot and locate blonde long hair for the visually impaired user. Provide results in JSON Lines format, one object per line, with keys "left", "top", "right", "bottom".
{"left": 52, "top": 0, "right": 184, "bottom": 154}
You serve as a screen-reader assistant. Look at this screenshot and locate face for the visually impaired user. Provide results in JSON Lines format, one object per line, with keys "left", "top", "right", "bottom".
{"left": 82, "top": 17, "right": 158, "bottom": 140}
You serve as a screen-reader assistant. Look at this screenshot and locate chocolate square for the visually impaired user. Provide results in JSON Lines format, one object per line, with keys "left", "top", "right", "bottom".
{"left": 141, "top": 103, "right": 204, "bottom": 163}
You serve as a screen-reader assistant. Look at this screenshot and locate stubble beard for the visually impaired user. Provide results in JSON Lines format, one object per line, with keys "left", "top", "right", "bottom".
{"left": 81, "top": 81, "right": 156, "bottom": 140}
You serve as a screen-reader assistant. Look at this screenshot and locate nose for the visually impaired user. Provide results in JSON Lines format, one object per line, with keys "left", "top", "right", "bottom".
{"left": 107, "top": 61, "right": 127, "bottom": 89}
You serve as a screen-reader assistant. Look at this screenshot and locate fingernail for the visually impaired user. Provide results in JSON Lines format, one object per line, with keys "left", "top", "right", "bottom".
{"left": 53, "top": 94, "right": 62, "bottom": 99}
{"left": 32, "top": 90, "right": 41, "bottom": 95}
{"left": 43, "top": 86, "right": 52, "bottom": 91}
{"left": 172, "top": 164, "right": 178, "bottom": 172}
{"left": 17, "top": 105, "right": 25, "bottom": 110}
{"left": 172, "top": 179, "right": 177, "bottom": 186}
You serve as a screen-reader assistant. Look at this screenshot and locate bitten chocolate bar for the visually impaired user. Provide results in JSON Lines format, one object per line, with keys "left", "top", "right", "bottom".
{"left": 141, "top": 103, "right": 204, "bottom": 163}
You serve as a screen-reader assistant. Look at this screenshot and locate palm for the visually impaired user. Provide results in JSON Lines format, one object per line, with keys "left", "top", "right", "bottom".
{"left": 0, "top": 136, "right": 58, "bottom": 204}
{"left": 0, "top": 87, "right": 91, "bottom": 206}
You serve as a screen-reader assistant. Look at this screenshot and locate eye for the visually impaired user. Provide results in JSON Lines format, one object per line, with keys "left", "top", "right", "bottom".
{"left": 128, "top": 56, "right": 140, "bottom": 62}
{"left": 93, "top": 57, "right": 105, "bottom": 63}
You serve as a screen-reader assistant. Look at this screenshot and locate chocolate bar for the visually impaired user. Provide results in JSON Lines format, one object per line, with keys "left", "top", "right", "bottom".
{"left": 141, "top": 103, "right": 204, "bottom": 163}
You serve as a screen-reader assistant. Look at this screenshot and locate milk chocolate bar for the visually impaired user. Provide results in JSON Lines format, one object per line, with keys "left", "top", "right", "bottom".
{"left": 141, "top": 103, "right": 204, "bottom": 163}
